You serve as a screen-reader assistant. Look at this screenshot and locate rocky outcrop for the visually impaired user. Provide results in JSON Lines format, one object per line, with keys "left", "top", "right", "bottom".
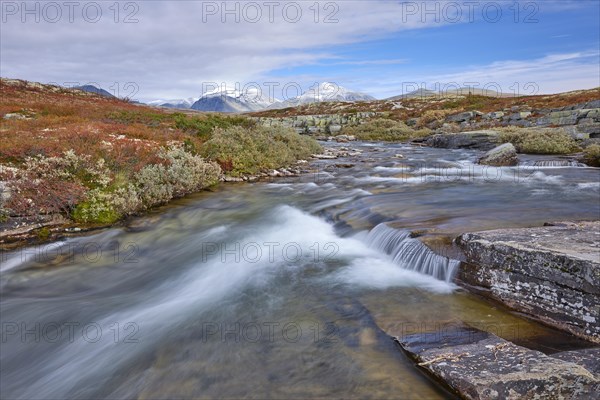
{"left": 456, "top": 221, "right": 600, "bottom": 343}
{"left": 443, "top": 105, "right": 600, "bottom": 139}
{"left": 397, "top": 325, "right": 599, "bottom": 400}
{"left": 254, "top": 112, "right": 379, "bottom": 135}
{"left": 425, "top": 130, "right": 500, "bottom": 151}
{"left": 478, "top": 143, "right": 518, "bottom": 166}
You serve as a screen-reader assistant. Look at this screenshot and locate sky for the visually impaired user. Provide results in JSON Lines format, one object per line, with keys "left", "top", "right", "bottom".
{"left": 1, "top": 0, "right": 599, "bottom": 102}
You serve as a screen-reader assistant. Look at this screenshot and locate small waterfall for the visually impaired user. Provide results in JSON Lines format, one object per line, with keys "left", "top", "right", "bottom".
{"left": 365, "top": 224, "right": 459, "bottom": 283}
{"left": 530, "top": 160, "right": 586, "bottom": 167}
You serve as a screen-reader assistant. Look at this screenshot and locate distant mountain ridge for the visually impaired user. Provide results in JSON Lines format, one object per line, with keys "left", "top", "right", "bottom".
{"left": 386, "top": 87, "right": 513, "bottom": 100}
{"left": 148, "top": 82, "right": 375, "bottom": 113}
{"left": 148, "top": 98, "right": 198, "bottom": 109}
{"left": 190, "top": 86, "right": 277, "bottom": 113}
{"left": 74, "top": 85, "right": 115, "bottom": 98}
{"left": 269, "top": 82, "right": 375, "bottom": 109}
{"left": 146, "top": 83, "right": 517, "bottom": 113}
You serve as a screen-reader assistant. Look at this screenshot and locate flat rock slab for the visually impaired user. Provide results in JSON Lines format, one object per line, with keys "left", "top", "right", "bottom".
{"left": 551, "top": 348, "right": 600, "bottom": 377}
{"left": 457, "top": 221, "right": 600, "bottom": 343}
{"left": 397, "top": 326, "right": 599, "bottom": 399}
{"left": 425, "top": 130, "right": 500, "bottom": 151}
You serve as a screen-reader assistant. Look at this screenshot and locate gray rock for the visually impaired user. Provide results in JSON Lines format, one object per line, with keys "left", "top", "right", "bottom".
{"left": 551, "top": 349, "right": 600, "bottom": 377}
{"left": 406, "top": 118, "right": 419, "bottom": 126}
{"left": 334, "top": 134, "right": 356, "bottom": 143}
{"left": 425, "top": 130, "right": 500, "bottom": 151}
{"left": 585, "top": 100, "right": 600, "bottom": 109}
{"left": 397, "top": 325, "right": 599, "bottom": 400}
{"left": 457, "top": 221, "right": 600, "bottom": 343}
{"left": 484, "top": 111, "right": 505, "bottom": 120}
{"left": 447, "top": 111, "right": 475, "bottom": 123}
{"left": 3, "top": 113, "right": 28, "bottom": 120}
{"left": 478, "top": 143, "right": 518, "bottom": 166}
{"left": 537, "top": 110, "right": 582, "bottom": 126}
{"left": 328, "top": 124, "right": 342, "bottom": 133}
{"left": 508, "top": 119, "right": 533, "bottom": 127}
{"left": 577, "top": 123, "right": 600, "bottom": 137}
{"left": 510, "top": 111, "right": 532, "bottom": 121}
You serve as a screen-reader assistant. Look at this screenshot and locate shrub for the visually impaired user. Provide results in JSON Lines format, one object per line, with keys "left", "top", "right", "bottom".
{"left": 201, "top": 125, "right": 321, "bottom": 176}
{"left": 173, "top": 113, "right": 255, "bottom": 139}
{"left": 582, "top": 144, "right": 600, "bottom": 167}
{"left": 73, "top": 144, "right": 221, "bottom": 222}
{"left": 340, "top": 118, "right": 431, "bottom": 142}
{"left": 498, "top": 127, "right": 581, "bottom": 154}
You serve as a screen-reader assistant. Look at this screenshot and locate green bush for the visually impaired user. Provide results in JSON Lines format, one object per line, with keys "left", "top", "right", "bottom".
{"left": 340, "top": 118, "right": 431, "bottom": 142}
{"left": 173, "top": 113, "right": 255, "bottom": 139}
{"left": 582, "top": 144, "right": 600, "bottom": 167}
{"left": 73, "top": 144, "right": 221, "bottom": 223}
{"left": 201, "top": 125, "right": 322, "bottom": 176}
{"left": 0, "top": 209, "right": 8, "bottom": 223}
{"left": 499, "top": 128, "right": 581, "bottom": 154}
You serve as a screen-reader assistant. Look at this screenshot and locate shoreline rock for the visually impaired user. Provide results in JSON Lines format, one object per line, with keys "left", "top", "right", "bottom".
{"left": 456, "top": 221, "right": 600, "bottom": 343}
{"left": 396, "top": 325, "right": 599, "bottom": 399}
{"left": 478, "top": 143, "right": 518, "bottom": 166}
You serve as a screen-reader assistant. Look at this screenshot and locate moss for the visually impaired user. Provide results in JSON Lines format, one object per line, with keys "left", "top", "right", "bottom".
{"left": 36, "top": 227, "right": 51, "bottom": 240}
{"left": 72, "top": 200, "right": 121, "bottom": 224}
{"left": 339, "top": 118, "right": 431, "bottom": 142}
{"left": 582, "top": 144, "right": 600, "bottom": 167}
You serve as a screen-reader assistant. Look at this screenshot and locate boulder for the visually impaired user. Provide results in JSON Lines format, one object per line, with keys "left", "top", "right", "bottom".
{"left": 406, "top": 117, "right": 419, "bottom": 126}
{"left": 328, "top": 124, "right": 342, "bottom": 134}
{"left": 510, "top": 111, "right": 532, "bottom": 120}
{"left": 478, "top": 143, "right": 518, "bottom": 166}
{"left": 3, "top": 113, "right": 28, "bottom": 120}
{"left": 397, "top": 325, "right": 599, "bottom": 400}
{"left": 334, "top": 134, "right": 356, "bottom": 143}
{"left": 447, "top": 111, "right": 476, "bottom": 123}
{"left": 484, "top": 111, "right": 505, "bottom": 120}
{"left": 425, "top": 130, "right": 500, "bottom": 151}
{"left": 457, "top": 221, "right": 600, "bottom": 343}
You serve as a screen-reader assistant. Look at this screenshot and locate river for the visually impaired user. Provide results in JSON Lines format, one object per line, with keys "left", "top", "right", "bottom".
{"left": 1, "top": 142, "right": 599, "bottom": 399}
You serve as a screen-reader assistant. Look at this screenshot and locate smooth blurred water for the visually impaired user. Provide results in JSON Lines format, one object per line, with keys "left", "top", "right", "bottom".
{"left": 1, "top": 142, "right": 598, "bottom": 399}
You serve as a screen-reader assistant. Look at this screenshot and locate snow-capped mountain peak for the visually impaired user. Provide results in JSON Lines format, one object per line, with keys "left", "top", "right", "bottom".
{"left": 147, "top": 97, "right": 198, "bottom": 109}
{"left": 191, "top": 85, "right": 280, "bottom": 113}
{"left": 269, "top": 82, "right": 375, "bottom": 109}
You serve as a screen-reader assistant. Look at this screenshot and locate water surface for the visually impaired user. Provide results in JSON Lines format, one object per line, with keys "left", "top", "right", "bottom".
{"left": 2, "top": 142, "right": 598, "bottom": 399}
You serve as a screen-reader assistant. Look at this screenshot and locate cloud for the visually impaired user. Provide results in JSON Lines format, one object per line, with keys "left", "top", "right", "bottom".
{"left": 359, "top": 51, "right": 600, "bottom": 98}
{"left": 0, "top": 1, "right": 445, "bottom": 100}
{"left": 1, "top": 1, "right": 598, "bottom": 100}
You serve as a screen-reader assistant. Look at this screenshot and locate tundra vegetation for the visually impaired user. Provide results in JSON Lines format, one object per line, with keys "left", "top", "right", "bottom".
{"left": 0, "top": 79, "right": 321, "bottom": 225}
{"left": 338, "top": 118, "right": 431, "bottom": 141}
{"left": 498, "top": 127, "right": 581, "bottom": 155}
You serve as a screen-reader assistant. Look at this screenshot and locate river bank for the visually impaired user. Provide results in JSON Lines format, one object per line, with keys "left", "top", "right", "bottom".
{"left": 2, "top": 140, "right": 599, "bottom": 399}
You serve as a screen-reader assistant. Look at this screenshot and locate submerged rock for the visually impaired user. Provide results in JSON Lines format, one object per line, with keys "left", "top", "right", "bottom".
{"left": 478, "top": 143, "right": 518, "bottom": 166}
{"left": 456, "top": 221, "right": 600, "bottom": 343}
{"left": 397, "top": 325, "right": 599, "bottom": 399}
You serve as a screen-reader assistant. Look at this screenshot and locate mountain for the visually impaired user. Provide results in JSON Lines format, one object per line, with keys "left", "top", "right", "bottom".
{"left": 190, "top": 87, "right": 277, "bottom": 113}
{"left": 148, "top": 98, "right": 197, "bottom": 109}
{"left": 387, "top": 89, "right": 438, "bottom": 100}
{"left": 270, "top": 82, "right": 375, "bottom": 109}
{"left": 386, "top": 87, "right": 510, "bottom": 100}
{"left": 445, "top": 87, "right": 512, "bottom": 97}
{"left": 74, "top": 85, "right": 115, "bottom": 98}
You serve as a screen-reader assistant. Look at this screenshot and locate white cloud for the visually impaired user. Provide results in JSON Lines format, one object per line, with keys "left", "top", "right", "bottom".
{"left": 360, "top": 51, "right": 600, "bottom": 98}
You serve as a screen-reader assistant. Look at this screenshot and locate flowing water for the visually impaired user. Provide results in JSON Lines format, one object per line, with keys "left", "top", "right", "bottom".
{"left": 1, "top": 142, "right": 599, "bottom": 399}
